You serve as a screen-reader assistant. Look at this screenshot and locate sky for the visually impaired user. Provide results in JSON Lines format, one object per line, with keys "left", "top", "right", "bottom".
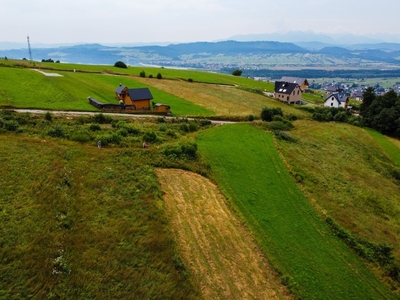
{"left": 1, "top": 0, "right": 400, "bottom": 45}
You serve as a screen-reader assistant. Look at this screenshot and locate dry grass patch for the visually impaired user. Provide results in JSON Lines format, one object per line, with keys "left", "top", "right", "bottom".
{"left": 136, "top": 77, "right": 305, "bottom": 117}
{"left": 156, "top": 168, "right": 291, "bottom": 300}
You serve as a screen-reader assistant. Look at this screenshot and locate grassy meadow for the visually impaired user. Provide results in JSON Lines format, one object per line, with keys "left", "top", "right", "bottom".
{"left": 0, "top": 135, "right": 200, "bottom": 299}
{"left": 197, "top": 124, "right": 396, "bottom": 299}
{"left": 1, "top": 59, "right": 400, "bottom": 299}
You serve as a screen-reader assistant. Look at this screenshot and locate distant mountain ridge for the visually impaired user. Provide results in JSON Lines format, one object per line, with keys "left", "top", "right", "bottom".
{"left": 1, "top": 39, "right": 400, "bottom": 70}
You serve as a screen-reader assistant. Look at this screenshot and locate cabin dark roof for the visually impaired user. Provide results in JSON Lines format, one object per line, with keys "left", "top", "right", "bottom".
{"left": 279, "top": 77, "right": 308, "bottom": 86}
{"left": 127, "top": 88, "right": 153, "bottom": 101}
{"left": 114, "top": 85, "right": 126, "bottom": 94}
{"left": 274, "top": 81, "right": 299, "bottom": 94}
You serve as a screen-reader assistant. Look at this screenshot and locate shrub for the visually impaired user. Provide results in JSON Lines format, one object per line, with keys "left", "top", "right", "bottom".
{"left": 334, "top": 111, "right": 348, "bottom": 122}
{"left": 188, "top": 123, "right": 198, "bottom": 132}
{"left": 159, "top": 124, "right": 167, "bottom": 132}
{"left": 71, "top": 130, "right": 91, "bottom": 143}
{"left": 142, "top": 131, "right": 157, "bottom": 143}
{"left": 180, "top": 124, "right": 189, "bottom": 132}
{"left": 261, "top": 107, "right": 283, "bottom": 122}
{"left": 126, "top": 125, "right": 141, "bottom": 135}
{"left": 96, "top": 133, "right": 122, "bottom": 146}
{"left": 157, "top": 73, "right": 162, "bottom": 79}
{"left": 232, "top": 69, "right": 242, "bottom": 76}
{"left": 248, "top": 115, "right": 255, "bottom": 121}
{"left": 149, "top": 74, "right": 153, "bottom": 78}
{"left": 47, "top": 124, "right": 65, "bottom": 138}
{"left": 92, "top": 113, "right": 112, "bottom": 124}
{"left": 274, "top": 131, "right": 297, "bottom": 142}
{"left": 166, "top": 129, "right": 178, "bottom": 138}
{"left": 89, "top": 123, "right": 101, "bottom": 131}
{"left": 188, "top": 78, "right": 193, "bottom": 82}
{"left": 161, "top": 142, "right": 198, "bottom": 159}
{"left": 114, "top": 61, "right": 127, "bottom": 68}
{"left": 199, "top": 119, "right": 212, "bottom": 126}
{"left": 140, "top": 70, "right": 146, "bottom": 78}
{"left": 4, "top": 120, "right": 19, "bottom": 131}
{"left": 45, "top": 111, "right": 52, "bottom": 121}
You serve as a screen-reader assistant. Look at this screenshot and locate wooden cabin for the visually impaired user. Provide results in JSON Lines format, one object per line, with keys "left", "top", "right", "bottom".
{"left": 114, "top": 85, "right": 153, "bottom": 110}
{"left": 154, "top": 103, "right": 171, "bottom": 113}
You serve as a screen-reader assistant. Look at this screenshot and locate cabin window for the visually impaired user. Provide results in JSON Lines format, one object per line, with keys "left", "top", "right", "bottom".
{"left": 297, "top": 90, "right": 300, "bottom": 95}
{"left": 287, "top": 96, "right": 289, "bottom": 101}
{"left": 293, "top": 91, "right": 295, "bottom": 95}
{"left": 331, "top": 102, "right": 333, "bottom": 107}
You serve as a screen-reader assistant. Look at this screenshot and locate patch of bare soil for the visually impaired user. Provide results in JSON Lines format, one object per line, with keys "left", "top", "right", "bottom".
{"left": 156, "top": 168, "right": 291, "bottom": 300}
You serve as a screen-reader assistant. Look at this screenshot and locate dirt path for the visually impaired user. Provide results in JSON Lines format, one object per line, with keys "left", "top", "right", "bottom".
{"left": 156, "top": 168, "right": 291, "bottom": 300}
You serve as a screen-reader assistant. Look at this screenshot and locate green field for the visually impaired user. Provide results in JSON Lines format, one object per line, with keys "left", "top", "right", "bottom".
{"left": 0, "top": 67, "right": 213, "bottom": 116}
{"left": 197, "top": 124, "right": 395, "bottom": 299}
{"left": 0, "top": 135, "right": 199, "bottom": 299}
{"left": 365, "top": 128, "right": 400, "bottom": 165}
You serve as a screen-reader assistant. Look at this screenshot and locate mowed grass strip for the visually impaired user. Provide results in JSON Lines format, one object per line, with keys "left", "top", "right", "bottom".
{"left": 197, "top": 124, "right": 395, "bottom": 299}
{"left": 0, "top": 136, "right": 198, "bottom": 299}
{"left": 277, "top": 121, "right": 400, "bottom": 260}
{"left": 365, "top": 128, "right": 400, "bottom": 165}
{"left": 156, "top": 168, "right": 291, "bottom": 300}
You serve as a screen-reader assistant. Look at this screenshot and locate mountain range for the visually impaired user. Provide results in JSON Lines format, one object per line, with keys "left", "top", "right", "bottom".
{"left": 1, "top": 31, "right": 400, "bottom": 71}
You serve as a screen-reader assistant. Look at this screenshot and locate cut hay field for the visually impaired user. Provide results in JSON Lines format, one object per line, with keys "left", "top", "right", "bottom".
{"left": 134, "top": 77, "right": 308, "bottom": 118}
{"left": 197, "top": 123, "right": 396, "bottom": 299}
{"left": 156, "top": 168, "right": 290, "bottom": 300}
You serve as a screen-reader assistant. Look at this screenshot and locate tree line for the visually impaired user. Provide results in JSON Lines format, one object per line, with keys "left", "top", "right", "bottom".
{"left": 360, "top": 87, "right": 400, "bottom": 138}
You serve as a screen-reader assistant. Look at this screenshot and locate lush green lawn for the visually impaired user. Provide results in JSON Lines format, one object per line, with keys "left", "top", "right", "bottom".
{"left": 1, "top": 59, "right": 275, "bottom": 89}
{"left": 365, "top": 128, "right": 400, "bottom": 166}
{"left": 197, "top": 124, "right": 395, "bottom": 299}
{"left": 0, "top": 67, "right": 213, "bottom": 116}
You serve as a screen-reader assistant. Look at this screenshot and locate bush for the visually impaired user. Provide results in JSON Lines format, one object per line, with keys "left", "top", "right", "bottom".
{"left": 274, "top": 131, "right": 297, "bottom": 143}
{"left": 157, "top": 73, "right": 162, "bottom": 79}
{"left": 261, "top": 107, "right": 283, "bottom": 122}
{"left": 96, "top": 133, "right": 122, "bottom": 146}
{"left": 4, "top": 120, "right": 19, "bottom": 131}
{"left": 334, "top": 111, "right": 348, "bottom": 122}
{"left": 248, "top": 115, "right": 255, "bottom": 121}
{"left": 45, "top": 111, "right": 52, "bottom": 121}
{"left": 70, "top": 130, "right": 91, "bottom": 143}
{"left": 114, "top": 61, "right": 127, "bottom": 68}
{"left": 161, "top": 142, "right": 198, "bottom": 159}
{"left": 89, "top": 123, "right": 101, "bottom": 131}
{"left": 232, "top": 69, "right": 242, "bottom": 76}
{"left": 166, "top": 129, "right": 178, "bottom": 138}
{"left": 188, "top": 78, "right": 193, "bottom": 82}
{"left": 142, "top": 131, "right": 157, "bottom": 143}
{"left": 188, "top": 123, "right": 198, "bottom": 132}
{"left": 47, "top": 124, "right": 65, "bottom": 138}
{"left": 126, "top": 125, "right": 141, "bottom": 135}
{"left": 140, "top": 70, "right": 146, "bottom": 78}
{"left": 92, "top": 113, "right": 112, "bottom": 124}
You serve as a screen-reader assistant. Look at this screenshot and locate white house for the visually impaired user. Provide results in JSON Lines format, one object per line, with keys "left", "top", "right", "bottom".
{"left": 324, "top": 92, "right": 349, "bottom": 109}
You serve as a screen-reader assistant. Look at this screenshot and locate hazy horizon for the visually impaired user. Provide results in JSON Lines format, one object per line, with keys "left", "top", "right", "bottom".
{"left": 1, "top": 0, "right": 399, "bottom": 46}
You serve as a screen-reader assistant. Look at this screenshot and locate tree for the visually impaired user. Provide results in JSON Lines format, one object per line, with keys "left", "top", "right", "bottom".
{"left": 140, "top": 70, "right": 146, "bottom": 78}
{"left": 157, "top": 73, "right": 162, "bottom": 79}
{"left": 114, "top": 61, "right": 127, "bottom": 68}
{"left": 232, "top": 69, "right": 242, "bottom": 76}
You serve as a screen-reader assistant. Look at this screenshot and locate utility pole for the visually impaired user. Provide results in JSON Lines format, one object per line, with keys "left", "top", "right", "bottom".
{"left": 27, "top": 36, "right": 32, "bottom": 61}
